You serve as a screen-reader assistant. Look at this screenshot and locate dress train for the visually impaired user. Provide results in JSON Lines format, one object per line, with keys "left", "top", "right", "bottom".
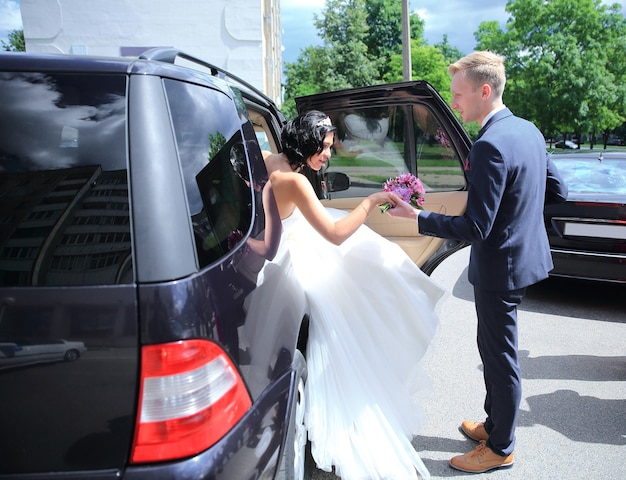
{"left": 281, "top": 207, "right": 445, "bottom": 479}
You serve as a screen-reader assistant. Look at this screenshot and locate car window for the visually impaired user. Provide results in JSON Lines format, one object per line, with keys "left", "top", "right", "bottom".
{"left": 163, "top": 79, "right": 255, "bottom": 269}
{"left": 331, "top": 107, "right": 406, "bottom": 194}
{"left": 411, "top": 104, "right": 465, "bottom": 192}
{"left": 326, "top": 104, "right": 464, "bottom": 197}
{"left": 0, "top": 72, "right": 132, "bottom": 287}
{"left": 255, "top": 130, "right": 271, "bottom": 151}
{"left": 552, "top": 156, "right": 626, "bottom": 195}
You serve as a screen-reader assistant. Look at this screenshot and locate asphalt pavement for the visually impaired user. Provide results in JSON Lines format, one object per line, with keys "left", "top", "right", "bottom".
{"left": 306, "top": 246, "right": 626, "bottom": 480}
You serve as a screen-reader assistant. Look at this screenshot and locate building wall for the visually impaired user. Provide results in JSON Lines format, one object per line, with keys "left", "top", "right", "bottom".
{"left": 19, "top": 0, "right": 282, "bottom": 106}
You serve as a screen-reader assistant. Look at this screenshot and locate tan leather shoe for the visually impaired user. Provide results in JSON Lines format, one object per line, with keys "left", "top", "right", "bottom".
{"left": 450, "top": 442, "right": 514, "bottom": 473}
{"left": 460, "top": 419, "right": 489, "bottom": 442}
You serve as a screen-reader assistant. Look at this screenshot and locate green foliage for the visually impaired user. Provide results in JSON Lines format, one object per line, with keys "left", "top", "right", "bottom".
{"left": 476, "top": 0, "right": 626, "bottom": 140}
{"left": 208, "top": 132, "right": 227, "bottom": 161}
{"left": 282, "top": 0, "right": 626, "bottom": 143}
{"left": 282, "top": 0, "right": 438, "bottom": 114}
{"left": 282, "top": 46, "right": 341, "bottom": 118}
{"left": 2, "top": 29, "right": 25, "bottom": 52}
{"left": 434, "top": 35, "right": 465, "bottom": 64}
{"left": 313, "top": 0, "right": 379, "bottom": 88}
{"left": 364, "top": 0, "right": 403, "bottom": 61}
{"left": 384, "top": 41, "right": 451, "bottom": 103}
{"left": 364, "top": 0, "right": 425, "bottom": 79}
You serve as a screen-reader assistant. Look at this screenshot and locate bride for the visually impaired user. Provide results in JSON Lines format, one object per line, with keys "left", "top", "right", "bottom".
{"left": 264, "top": 110, "right": 445, "bottom": 479}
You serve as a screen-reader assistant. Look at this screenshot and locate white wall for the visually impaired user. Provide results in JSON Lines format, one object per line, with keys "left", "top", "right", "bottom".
{"left": 20, "top": 0, "right": 282, "bottom": 105}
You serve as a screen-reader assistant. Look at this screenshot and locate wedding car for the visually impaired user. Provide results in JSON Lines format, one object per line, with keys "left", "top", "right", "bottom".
{"left": 0, "top": 48, "right": 472, "bottom": 480}
{"left": 0, "top": 49, "right": 302, "bottom": 480}
{"left": 543, "top": 151, "right": 626, "bottom": 283}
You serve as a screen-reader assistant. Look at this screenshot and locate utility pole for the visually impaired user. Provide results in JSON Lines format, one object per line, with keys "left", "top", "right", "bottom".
{"left": 402, "top": 0, "right": 411, "bottom": 81}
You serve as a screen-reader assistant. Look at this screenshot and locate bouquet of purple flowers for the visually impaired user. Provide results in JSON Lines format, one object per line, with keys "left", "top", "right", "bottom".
{"left": 379, "top": 173, "right": 425, "bottom": 213}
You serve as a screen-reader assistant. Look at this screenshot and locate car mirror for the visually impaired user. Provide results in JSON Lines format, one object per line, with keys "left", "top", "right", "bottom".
{"left": 324, "top": 172, "right": 350, "bottom": 193}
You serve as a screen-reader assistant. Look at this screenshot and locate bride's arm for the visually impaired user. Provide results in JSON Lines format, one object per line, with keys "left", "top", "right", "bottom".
{"left": 290, "top": 174, "right": 392, "bottom": 245}
{"left": 246, "top": 182, "right": 281, "bottom": 260}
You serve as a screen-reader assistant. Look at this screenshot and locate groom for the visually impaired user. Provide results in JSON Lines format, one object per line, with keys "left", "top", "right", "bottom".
{"left": 388, "top": 51, "right": 567, "bottom": 473}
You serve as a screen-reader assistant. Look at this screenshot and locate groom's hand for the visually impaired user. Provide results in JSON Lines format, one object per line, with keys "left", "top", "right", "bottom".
{"left": 386, "top": 194, "right": 419, "bottom": 220}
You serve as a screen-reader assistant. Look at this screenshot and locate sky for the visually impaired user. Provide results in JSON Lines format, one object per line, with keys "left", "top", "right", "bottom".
{"left": 281, "top": 0, "right": 626, "bottom": 63}
{"left": 0, "top": 0, "right": 20, "bottom": 45}
{"left": 2, "top": 0, "right": 625, "bottom": 63}
{"left": 281, "top": 0, "right": 512, "bottom": 63}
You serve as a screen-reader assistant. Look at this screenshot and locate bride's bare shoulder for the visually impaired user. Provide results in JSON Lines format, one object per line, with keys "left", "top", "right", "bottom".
{"left": 264, "top": 152, "right": 286, "bottom": 171}
{"left": 265, "top": 153, "right": 297, "bottom": 179}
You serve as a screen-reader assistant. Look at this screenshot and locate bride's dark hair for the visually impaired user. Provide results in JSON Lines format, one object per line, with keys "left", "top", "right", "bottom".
{"left": 281, "top": 110, "right": 336, "bottom": 170}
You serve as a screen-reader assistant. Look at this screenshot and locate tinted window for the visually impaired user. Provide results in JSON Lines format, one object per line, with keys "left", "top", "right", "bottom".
{"left": 0, "top": 73, "right": 132, "bottom": 287}
{"left": 327, "top": 104, "right": 464, "bottom": 197}
{"left": 411, "top": 104, "right": 465, "bottom": 191}
{"left": 331, "top": 107, "right": 407, "bottom": 194}
{"left": 163, "top": 80, "right": 254, "bottom": 268}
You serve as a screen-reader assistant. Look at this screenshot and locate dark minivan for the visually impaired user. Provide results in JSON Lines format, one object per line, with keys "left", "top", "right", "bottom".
{"left": 0, "top": 49, "right": 308, "bottom": 480}
{"left": 0, "top": 49, "right": 473, "bottom": 479}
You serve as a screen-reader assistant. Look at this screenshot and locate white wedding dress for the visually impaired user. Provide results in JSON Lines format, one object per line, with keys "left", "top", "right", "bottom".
{"left": 281, "top": 207, "right": 445, "bottom": 480}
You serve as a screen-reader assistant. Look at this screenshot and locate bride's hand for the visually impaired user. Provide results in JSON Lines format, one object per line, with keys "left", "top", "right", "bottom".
{"left": 385, "top": 195, "right": 419, "bottom": 219}
{"left": 368, "top": 191, "right": 396, "bottom": 206}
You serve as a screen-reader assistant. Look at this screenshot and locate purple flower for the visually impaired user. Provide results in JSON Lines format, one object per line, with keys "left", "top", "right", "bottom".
{"left": 380, "top": 173, "right": 425, "bottom": 213}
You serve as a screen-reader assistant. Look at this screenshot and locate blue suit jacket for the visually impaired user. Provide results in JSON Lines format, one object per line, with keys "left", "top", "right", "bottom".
{"left": 419, "top": 108, "right": 568, "bottom": 291}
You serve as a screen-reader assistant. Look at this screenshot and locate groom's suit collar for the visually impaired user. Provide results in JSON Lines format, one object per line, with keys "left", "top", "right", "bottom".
{"left": 477, "top": 107, "right": 512, "bottom": 139}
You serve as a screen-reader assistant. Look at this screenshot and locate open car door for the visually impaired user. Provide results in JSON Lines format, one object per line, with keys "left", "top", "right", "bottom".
{"left": 296, "top": 81, "right": 472, "bottom": 274}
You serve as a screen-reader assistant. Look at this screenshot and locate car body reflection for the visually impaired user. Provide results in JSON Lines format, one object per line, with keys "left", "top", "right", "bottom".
{"left": 0, "top": 339, "right": 87, "bottom": 369}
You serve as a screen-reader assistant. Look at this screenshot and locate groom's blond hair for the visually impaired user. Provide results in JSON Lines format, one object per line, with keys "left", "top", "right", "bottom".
{"left": 448, "top": 51, "right": 506, "bottom": 97}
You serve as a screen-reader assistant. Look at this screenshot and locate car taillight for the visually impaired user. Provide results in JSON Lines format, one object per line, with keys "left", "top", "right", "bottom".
{"left": 130, "top": 339, "right": 251, "bottom": 463}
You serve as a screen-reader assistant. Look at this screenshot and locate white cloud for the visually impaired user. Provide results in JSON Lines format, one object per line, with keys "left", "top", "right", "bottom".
{"left": 412, "top": 0, "right": 510, "bottom": 54}
{"left": 414, "top": 0, "right": 625, "bottom": 54}
{"left": 281, "top": 0, "right": 325, "bottom": 64}
{"left": 0, "top": 0, "right": 22, "bottom": 43}
{"left": 0, "top": 0, "right": 21, "bottom": 31}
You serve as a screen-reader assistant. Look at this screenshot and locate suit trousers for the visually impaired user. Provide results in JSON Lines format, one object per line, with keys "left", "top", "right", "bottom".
{"left": 473, "top": 285, "right": 526, "bottom": 456}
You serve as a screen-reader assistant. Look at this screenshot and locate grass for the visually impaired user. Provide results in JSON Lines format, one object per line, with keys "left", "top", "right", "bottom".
{"left": 331, "top": 155, "right": 460, "bottom": 169}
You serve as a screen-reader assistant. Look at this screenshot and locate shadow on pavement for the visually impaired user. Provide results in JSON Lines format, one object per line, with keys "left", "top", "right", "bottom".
{"left": 518, "top": 389, "right": 626, "bottom": 446}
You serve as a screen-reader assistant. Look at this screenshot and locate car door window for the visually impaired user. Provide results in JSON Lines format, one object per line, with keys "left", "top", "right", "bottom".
{"left": 163, "top": 80, "right": 255, "bottom": 269}
{"left": 326, "top": 104, "right": 464, "bottom": 197}
{"left": 331, "top": 107, "right": 406, "bottom": 195}
{"left": 412, "top": 104, "right": 465, "bottom": 192}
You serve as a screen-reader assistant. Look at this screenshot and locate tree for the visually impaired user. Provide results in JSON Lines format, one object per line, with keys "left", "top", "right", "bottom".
{"left": 2, "top": 29, "right": 25, "bottom": 52}
{"left": 282, "top": 0, "right": 379, "bottom": 117}
{"left": 384, "top": 41, "right": 451, "bottom": 102}
{"left": 313, "top": 0, "right": 379, "bottom": 88}
{"left": 475, "top": 0, "right": 626, "bottom": 145}
{"left": 364, "top": 0, "right": 425, "bottom": 79}
{"left": 434, "top": 35, "right": 464, "bottom": 65}
{"left": 282, "top": 46, "right": 340, "bottom": 118}
{"left": 282, "top": 0, "right": 443, "bottom": 116}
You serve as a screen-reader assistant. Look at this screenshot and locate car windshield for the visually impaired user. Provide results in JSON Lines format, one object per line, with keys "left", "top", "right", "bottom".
{"left": 551, "top": 155, "right": 626, "bottom": 195}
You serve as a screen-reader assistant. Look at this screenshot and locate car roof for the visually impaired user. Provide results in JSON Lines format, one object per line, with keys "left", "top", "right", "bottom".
{"left": 0, "top": 50, "right": 276, "bottom": 107}
{"left": 0, "top": 51, "right": 139, "bottom": 74}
